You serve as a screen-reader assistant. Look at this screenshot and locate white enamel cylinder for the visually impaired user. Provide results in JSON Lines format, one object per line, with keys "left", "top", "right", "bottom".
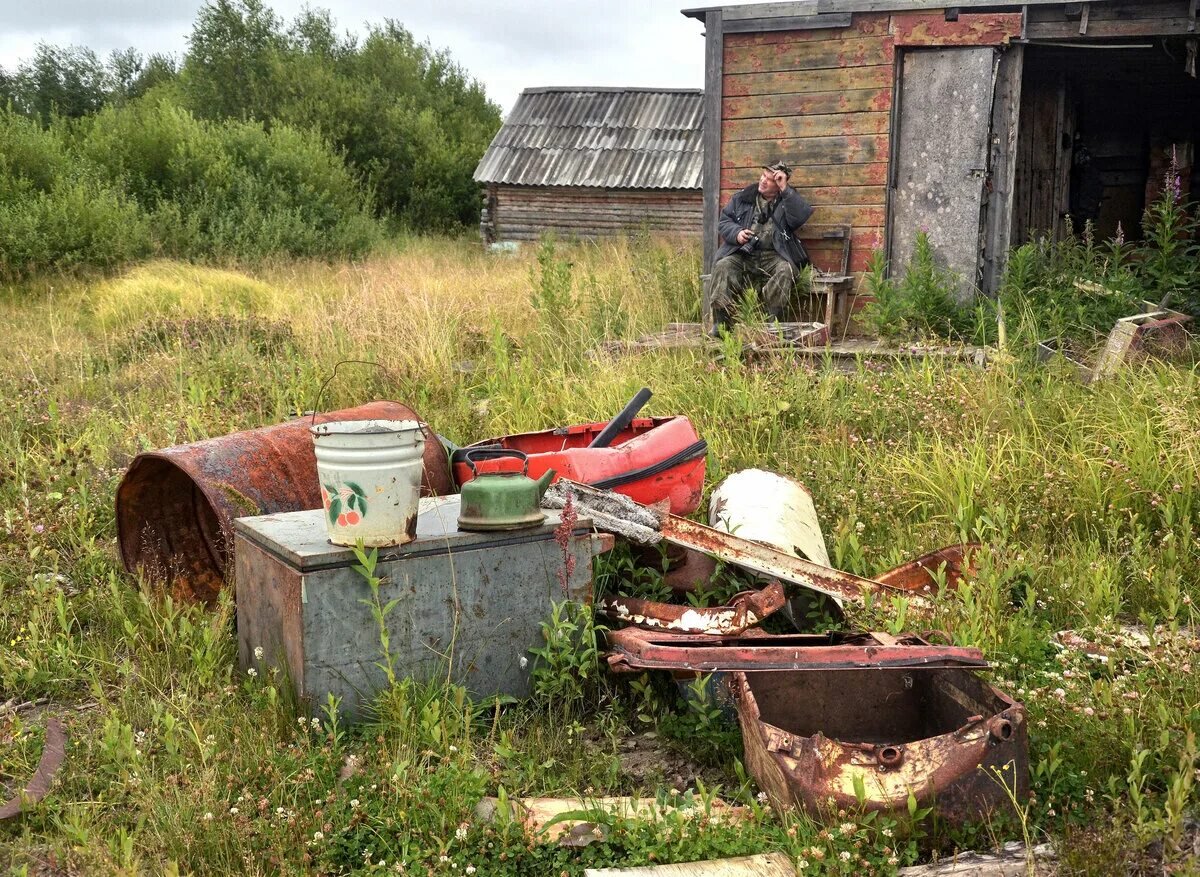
{"left": 310, "top": 419, "right": 426, "bottom": 547}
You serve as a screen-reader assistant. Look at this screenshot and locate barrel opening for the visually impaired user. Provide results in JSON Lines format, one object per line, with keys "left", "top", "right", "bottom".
{"left": 117, "top": 456, "right": 227, "bottom": 601}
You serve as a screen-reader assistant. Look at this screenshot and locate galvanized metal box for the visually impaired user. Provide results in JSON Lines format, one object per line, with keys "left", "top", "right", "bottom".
{"left": 234, "top": 496, "right": 597, "bottom": 719}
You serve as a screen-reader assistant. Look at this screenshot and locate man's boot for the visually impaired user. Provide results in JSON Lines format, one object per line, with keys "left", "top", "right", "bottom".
{"left": 708, "top": 306, "right": 733, "bottom": 338}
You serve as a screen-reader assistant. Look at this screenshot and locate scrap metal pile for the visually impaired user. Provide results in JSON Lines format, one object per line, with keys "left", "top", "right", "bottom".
{"left": 114, "top": 389, "right": 1028, "bottom": 826}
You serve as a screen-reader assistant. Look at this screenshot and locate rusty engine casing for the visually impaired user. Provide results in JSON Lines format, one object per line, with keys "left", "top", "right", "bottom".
{"left": 116, "top": 401, "right": 453, "bottom": 604}
{"left": 733, "top": 667, "right": 1027, "bottom": 822}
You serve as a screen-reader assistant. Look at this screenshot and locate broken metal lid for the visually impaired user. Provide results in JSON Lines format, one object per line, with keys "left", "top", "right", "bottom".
{"left": 604, "top": 629, "right": 988, "bottom": 673}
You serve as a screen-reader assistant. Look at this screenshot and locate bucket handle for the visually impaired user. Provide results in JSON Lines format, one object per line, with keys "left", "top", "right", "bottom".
{"left": 309, "top": 360, "right": 388, "bottom": 428}
{"left": 463, "top": 448, "right": 528, "bottom": 475}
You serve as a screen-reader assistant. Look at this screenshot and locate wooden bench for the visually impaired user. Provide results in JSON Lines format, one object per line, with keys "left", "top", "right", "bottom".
{"left": 701, "top": 224, "right": 855, "bottom": 342}
{"left": 801, "top": 225, "right": 854, "bottom": 340}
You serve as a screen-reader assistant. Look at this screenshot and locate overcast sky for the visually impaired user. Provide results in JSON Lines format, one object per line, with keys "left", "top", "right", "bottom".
{"left": 0, "top": 1, "right": 724, "bottom": 113}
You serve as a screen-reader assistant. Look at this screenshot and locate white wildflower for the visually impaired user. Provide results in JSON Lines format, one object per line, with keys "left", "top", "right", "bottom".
{"left": 254, "top": 646, "right": 264, "bottom": 660}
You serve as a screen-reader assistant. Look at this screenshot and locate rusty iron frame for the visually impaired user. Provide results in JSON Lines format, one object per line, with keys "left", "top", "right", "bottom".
{"left": 605, "top": 629, "right": 988, "bottom": 673}
{"left": 597, "top": 581, "right": 787, "bottom": 636}
{"left": 733, "top": 670, "right": 1028, "bottom": 822}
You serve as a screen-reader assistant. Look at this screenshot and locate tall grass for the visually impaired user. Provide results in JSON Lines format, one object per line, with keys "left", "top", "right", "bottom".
{"left": 1, "top": 237, "right": 1198, "bottom": 874}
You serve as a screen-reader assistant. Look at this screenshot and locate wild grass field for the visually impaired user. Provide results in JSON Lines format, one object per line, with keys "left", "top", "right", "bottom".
{"left": 1, "top": 234, "right": 1199, "bottom": 876}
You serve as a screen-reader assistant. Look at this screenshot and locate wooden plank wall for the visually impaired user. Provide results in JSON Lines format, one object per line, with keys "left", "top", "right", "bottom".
{"left": 492, "top": 187, "right": 703, "bottom": 242}
{"left": 720, "top": 14, "right": 895, "bottom": 282}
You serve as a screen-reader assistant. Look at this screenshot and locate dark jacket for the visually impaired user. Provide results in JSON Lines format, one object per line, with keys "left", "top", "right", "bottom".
{"left": 715, "top": 183, "right": 814, "bottom": 269}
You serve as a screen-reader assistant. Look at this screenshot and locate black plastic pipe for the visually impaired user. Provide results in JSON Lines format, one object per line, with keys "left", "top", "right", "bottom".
{"left": 587, "top": 387, "right": 653, "bottom": 449}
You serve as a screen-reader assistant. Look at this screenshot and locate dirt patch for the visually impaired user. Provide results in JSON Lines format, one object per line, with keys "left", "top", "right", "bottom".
{"left": 614, "top": 730, "right": 728, "bottom": 793}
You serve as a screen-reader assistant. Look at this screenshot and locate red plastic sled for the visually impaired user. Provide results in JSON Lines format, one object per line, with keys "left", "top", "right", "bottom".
{"left": 452, "top": 416, "right": 706, "bottom": 516}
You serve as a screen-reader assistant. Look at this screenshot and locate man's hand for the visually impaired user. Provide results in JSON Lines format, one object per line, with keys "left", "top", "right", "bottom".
{"left": 736, "top": 229, "right": 754, "bottom": 245}
{"left": 772, "top": 170, "right": 788, "bottom": 191}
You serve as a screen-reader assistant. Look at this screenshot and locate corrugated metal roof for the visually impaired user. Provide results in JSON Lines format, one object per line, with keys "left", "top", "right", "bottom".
{"left": 473, "top": 87, "right": 703, "bottom": 190}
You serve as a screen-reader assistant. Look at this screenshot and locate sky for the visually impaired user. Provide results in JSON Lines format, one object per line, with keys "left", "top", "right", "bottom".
{"left": 0, "top": 1, "right": 720, "bottom": 114}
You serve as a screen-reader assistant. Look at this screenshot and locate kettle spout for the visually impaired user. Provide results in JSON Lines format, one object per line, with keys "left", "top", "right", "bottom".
{"left": 535, "top": 468, "right": 557, "bottom": 500}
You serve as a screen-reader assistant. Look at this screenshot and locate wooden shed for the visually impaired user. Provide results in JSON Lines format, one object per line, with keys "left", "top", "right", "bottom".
{"left": 684, "top": 0, "right": 1200, "bottom": 298}
{"left": 473, "top": 87, "right": 704, "bottom": 244}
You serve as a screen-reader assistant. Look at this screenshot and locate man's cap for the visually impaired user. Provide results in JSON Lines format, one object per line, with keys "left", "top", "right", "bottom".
{"left": 762, "top": 161, "right": 792, "bottom": 179}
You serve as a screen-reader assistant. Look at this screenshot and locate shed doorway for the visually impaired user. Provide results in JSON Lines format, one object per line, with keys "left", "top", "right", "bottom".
{"left": 1012, "top": 41, "right": 1200, "bottom": 245}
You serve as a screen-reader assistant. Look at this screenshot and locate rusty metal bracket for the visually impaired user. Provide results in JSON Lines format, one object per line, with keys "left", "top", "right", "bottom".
{"left": 605, "top": 629, "right": 988, "bottom": 673}
{"left": 660, "top": 514, "right": 924, "bottom": 608}
{"left": 0, "top": 717, "right": 66, "bottom": 820}
{"left": 597, "top": 581, "right": 787, "bottom": 635}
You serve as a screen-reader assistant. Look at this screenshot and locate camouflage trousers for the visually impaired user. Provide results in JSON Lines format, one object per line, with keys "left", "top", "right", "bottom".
{"left": 709, "top": 249, "right": 797, "bottom": 318}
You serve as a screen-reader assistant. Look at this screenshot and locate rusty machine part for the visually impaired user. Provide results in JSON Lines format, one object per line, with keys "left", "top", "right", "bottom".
{"left": 117, "top": 401, "right": 454, "bottom": 604}
{"left": 733, "top": 667, "right": 1027, "bottom": 822}
{"left": 0, "top": 717, "right": 66, "bottom": 821}
{"left": 872, "top": 543, "right": 981, "bottom": 594}
{"left": 604, "top": 629, "right": 988, "bottom": 673}
{"left": 597, "top": 581, "right": 788, "bottom": 636}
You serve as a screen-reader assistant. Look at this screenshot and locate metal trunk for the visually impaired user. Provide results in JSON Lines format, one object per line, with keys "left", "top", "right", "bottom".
{"left": 235, "top": 495, "right": 601, "bottom": 720}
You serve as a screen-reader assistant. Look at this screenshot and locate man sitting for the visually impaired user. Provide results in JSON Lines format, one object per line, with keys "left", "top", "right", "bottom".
{"left": 709, "top": 162, "right": 814, "bottom": 336}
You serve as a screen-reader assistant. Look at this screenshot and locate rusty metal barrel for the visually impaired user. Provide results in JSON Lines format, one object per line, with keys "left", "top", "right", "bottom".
{"left": 116, "top": 401, "right": 454, "bottom": 604}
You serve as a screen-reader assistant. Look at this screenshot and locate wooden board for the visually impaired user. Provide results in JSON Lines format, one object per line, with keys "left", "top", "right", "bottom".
{"left": 816, "top": 0, "right": 1102, "bottom": 10}
{"left": 723, "top": 64, "right": 893, "bottom": 97}
{"left": 724, "top": 35, "right": 893, "bottom": 73}
{"left": 723, "top": 14, "right": 890, "bottom": 43}
{"left": 492, "top": 186, "right": 703, "bottom": 241}
{"left": 722, "top": 134, "right": 889, "bottom": 168}
{"left": 1027, "top": 17, "right": 1198, "bottom": 37}
{"left": 721, "top": 161, "right": 889, "bottom": 189}
{"left": 585, "top": 853, "right": 795, "bottom": 877}
{"left": 723, "top": 87, "right": 892, "bottom": 120}
{"left": 724, "top": 111, "right": 890, "bottom": 141}
{"left": 891, "top": 12, "right": 1023, "bottom": 46}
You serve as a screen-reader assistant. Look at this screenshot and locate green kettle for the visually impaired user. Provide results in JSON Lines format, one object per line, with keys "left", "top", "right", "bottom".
{"left": 457, "top": 449, "right": 556, "bottom": 531}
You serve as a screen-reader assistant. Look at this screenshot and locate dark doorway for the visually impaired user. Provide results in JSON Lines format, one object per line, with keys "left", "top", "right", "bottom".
{"left": 1012, "top": 41, "right": 1200, "bottom": 244}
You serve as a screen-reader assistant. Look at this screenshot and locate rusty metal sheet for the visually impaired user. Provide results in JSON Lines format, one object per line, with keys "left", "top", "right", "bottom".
{"left": 597, "top": 581, "right": 787, "bottom": 636}
{"left": 0, "top": 717, "right": 66, "bottom": 820}
{"left": 734, "top": 668, "right": 1028, "bottom": 822}
{"left": 891, "top": 13, "right": 1023, "bottom": 47}
{"left": 116, "top": 401, "right": 453, "bottom": 604}
{"left": 872, "top": 543, "right": 980, "bottom": 593}
{"left": 605, "top": 629, "right": 988, "bottom": 673}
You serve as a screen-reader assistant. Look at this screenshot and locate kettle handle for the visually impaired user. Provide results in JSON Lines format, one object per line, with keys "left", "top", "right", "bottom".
{"left": 463, "top": 447, "right": 529, "bottom": 476}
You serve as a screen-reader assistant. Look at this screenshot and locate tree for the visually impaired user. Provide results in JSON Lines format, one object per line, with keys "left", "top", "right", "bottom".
{"left": 16, "top": 43, "right": 108, "bottom": 123}
{"left": 182, "top": 0, "right": 284, "bottom": 120}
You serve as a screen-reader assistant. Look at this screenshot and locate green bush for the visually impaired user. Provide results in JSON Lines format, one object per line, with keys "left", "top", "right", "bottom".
{"left": 0, "top": 175, "right": 153, "bottom": 275}
{"left": 0, "top": 99, "right": 381, "bottom": 277}
{"left": 861, "top": 232, "right": 971, "bottom": 340}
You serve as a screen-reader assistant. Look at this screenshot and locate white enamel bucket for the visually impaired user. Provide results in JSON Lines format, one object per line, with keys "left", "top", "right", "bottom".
{"left": 310, "top": 419, "right": 426, "bottom": 547}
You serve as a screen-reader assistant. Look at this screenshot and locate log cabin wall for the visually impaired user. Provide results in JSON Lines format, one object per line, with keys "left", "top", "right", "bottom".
{"left": 486, "top": 185, "right": 704, "bottom": 242}
{"left": 719, "top": 13, "right": 894, "bottom": 284}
